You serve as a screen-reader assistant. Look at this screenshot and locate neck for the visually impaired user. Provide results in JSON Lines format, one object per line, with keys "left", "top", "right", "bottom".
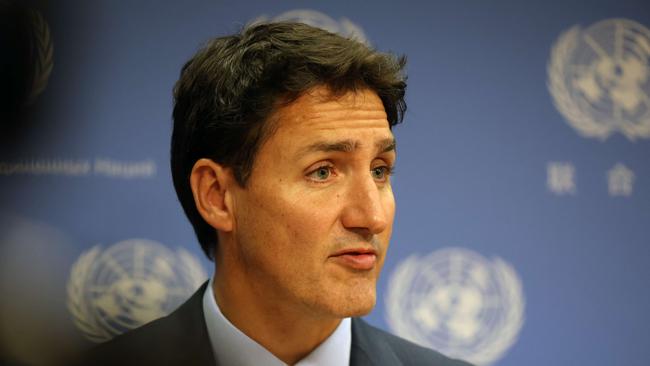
{"left": 212, "top": 251, "right": 342, "bottom": 365}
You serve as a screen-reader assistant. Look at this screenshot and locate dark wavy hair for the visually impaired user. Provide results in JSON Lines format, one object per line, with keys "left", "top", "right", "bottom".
{"left": 171, "top": 22, "right": 407, "bottom": 259}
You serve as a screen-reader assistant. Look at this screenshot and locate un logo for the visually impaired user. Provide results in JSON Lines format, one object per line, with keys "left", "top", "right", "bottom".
{"left": 250, "top": 9, "right": 368, "bottom": 44}
{"left": 385, "top": 248, "right": 524, "bottom": 366}
{"left": 67, "top": 239, "right": 207, "bottom": 342}
{"left": 548, "top": 19, "right": 650, "bottom": 141}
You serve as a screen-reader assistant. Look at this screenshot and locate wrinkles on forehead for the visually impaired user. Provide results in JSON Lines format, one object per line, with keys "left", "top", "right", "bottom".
{"left": 274, "top": 87, "right": 388, "bottom": 130}
{"left": 297, "top": 138, "right": 396, "bottom": 160}
{"left": 258, "top": 86, "right": 394, "bottom": 165}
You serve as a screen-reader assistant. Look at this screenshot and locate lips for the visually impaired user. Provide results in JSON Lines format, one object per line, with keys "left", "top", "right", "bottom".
{"left": 329, "top": 248, "right": 377, "bottom": 270}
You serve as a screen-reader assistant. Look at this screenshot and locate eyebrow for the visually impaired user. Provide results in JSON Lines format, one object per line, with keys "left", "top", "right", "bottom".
{"left": 298, "top": 138, "right": 396, "bottom": 158}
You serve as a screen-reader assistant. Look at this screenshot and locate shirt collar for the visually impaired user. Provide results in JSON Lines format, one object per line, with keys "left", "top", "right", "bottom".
{"left": 202, "top": 276, "right": 352, "bottom": 366}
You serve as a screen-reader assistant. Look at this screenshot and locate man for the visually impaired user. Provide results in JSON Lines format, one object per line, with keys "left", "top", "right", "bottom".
{"left": 79, "top": 22, "right": 472, "bottom": 366}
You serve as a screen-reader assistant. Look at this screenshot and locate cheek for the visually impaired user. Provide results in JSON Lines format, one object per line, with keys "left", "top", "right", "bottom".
{"left": 242, "top": 186, "right": 333, "bottom": 253}
{"left": 276, "top": 183, "right": 340, "bottom": 227}
{"left": 276, "top": 201, "right": 336, "bottom": 256}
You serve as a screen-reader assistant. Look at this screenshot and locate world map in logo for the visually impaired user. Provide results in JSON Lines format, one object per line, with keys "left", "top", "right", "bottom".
{"left": 385, "top": 248, "right": 524, "bottom": 366}
{"left": 67, "top": 239, "right": 207, "bottom": 342}
{"left": 548, "top": 19, "right": 650, "bottom": 140}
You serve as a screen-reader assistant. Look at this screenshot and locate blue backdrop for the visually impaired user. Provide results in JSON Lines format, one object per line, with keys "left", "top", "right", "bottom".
{"left": 1, "top": 1, "right": 649, "bottom": 365}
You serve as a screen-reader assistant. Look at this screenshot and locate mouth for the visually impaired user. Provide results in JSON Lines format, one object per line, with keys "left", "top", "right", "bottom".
{"left": 329, "top": 248, "right": 377, "bottom": 271}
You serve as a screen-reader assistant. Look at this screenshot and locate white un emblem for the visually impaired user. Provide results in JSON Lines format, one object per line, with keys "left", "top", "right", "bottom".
{"left": 548, "top": 19, "right": 650, "bottom": 141}
{"left": 385, "top": 248, "right": 525, "bottom": 366}
{"left": 67, "top": 239, "right": 207, "bottom": 342}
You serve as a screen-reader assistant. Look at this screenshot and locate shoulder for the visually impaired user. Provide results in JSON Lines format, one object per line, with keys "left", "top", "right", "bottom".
{"left": 76, "top": 314, "right": 180, "bottom": 365}
{"left": 74, "top": 282, "right": 214, "bottom": 366}
{"left": 351, "top": 318, "right": 473, "bottom": 366}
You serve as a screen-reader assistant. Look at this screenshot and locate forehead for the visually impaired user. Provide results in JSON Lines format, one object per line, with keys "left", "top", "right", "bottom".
{"left": 270, "top": 87, "right": 391, "bottom": 140}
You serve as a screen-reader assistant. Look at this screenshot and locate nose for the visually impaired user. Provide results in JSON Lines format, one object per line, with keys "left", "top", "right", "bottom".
{"left": 340, "top": 173, "right": 391, "bottom": 236}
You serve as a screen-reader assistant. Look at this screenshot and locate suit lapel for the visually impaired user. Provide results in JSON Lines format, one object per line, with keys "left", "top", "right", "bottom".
{"left": 350, "top": 318, "right": 402, "bottom": 366}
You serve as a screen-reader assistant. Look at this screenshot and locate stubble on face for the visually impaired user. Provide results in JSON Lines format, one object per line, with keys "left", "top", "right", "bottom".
{"left": 224, "top": 86, "right": 396, "bottom": 320}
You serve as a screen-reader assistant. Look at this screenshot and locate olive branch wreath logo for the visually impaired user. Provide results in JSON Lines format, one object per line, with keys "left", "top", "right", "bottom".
{"left": 25, "top": 9, "right": 54, "bottom": 106}
{"left": 547, "top": 20, "right": 650, "bottom": 141}
{"left": 385, "top": 249, "right": 525, "bottom": 366}
{"left": 67, "top": 242, "right": 208, "bottom": 343}
{"left": 66, "top": 246, "right": 113, "bottom": 343}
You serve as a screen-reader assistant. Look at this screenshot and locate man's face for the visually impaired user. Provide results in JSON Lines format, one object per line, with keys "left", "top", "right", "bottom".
{"left": 229, "top": 86, "right": 396, "bottom": 318}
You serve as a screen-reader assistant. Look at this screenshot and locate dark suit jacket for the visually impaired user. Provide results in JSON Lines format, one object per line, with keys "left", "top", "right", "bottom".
{"left": 77, "top": 282, "right": 473, "bottom": 366}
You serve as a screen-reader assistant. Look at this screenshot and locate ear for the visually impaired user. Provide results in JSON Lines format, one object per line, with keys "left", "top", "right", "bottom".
{"left": 189, "top": 158, "right": 235, "bottom": 232}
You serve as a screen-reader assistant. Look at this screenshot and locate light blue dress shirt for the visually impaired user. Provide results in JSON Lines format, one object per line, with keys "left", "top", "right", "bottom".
{"left": 202, "top": 276, "right": 352, "bottom": 366}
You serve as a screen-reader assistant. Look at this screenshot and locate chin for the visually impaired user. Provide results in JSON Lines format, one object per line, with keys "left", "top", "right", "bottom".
{"left": 308, "top": 275, "right": 380, "bottom": 318}
{"left": 331, "top": 286, "right": 377, "bottom": 318}
{"left": 343, "top": 301, "right": 375, "bottom": 317}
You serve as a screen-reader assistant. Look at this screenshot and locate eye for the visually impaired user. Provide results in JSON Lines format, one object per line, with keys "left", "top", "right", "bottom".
{"left": 371, "top": 165, "right": 393, "bottom": 181}
{"left": 307, "top": 165, "right": 333, "bottom": 181}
